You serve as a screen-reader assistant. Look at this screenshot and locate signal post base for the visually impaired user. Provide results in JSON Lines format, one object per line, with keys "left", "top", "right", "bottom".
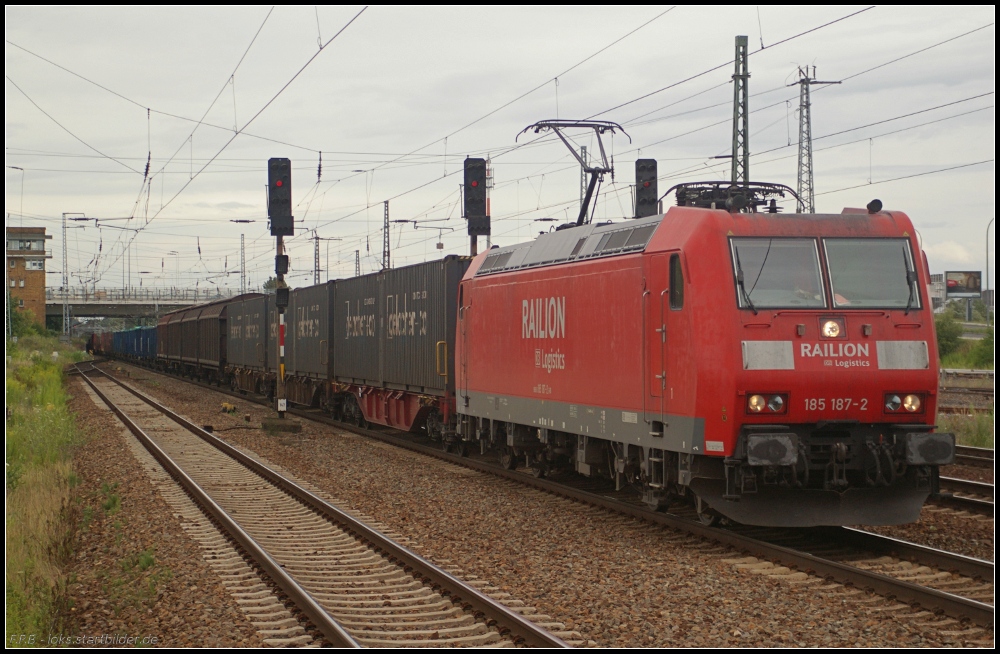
{"left": 262, "top": 417, "right": 302, "bottom": 434}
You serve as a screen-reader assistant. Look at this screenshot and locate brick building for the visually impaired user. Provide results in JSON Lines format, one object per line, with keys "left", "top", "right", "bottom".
{"left": 7, "top": 226, "right": 52, "bottom": 325}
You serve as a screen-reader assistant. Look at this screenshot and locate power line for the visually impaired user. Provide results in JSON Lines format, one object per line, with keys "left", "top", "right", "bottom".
{"left": 815, "top": 159, "right": 994, "bottom": 196}
{"left": 838, "top": 22, "right": 994, "bottom": 83}
{"left": 5, "top": 75, "right": 142, "bottom": 174}
{"left": 153, "top": 7, "right": 276, "bottom": 182}
{"left": 91, "top": 7, "right": 367, "bottom": 285}
{"left": 299, "top": 7, "right": 680, "bottom": 225}
{"left": 587, "top": 6, "right": 875, "bottom": 119}
{"left": 753, "top": 91, "right": 995, "bottom": 158}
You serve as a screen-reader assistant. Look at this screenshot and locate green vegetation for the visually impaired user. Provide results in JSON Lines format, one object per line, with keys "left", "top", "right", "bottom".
{"left": 939, "top": 410, "right": 995, "bottom": 449}
{"left": 98, "top": 547, "right": 172, "bottom": 618}
{"left": 970, "top": 326, "right": 994, "bottom": 369}
{"left": 6, "top": 334, "right": 87, "bottom": 643}
{"left": 939, "top": 327, "right": 995, "bottom": 370}
{"left": 935, "top": 312, "right": 964, "bottom": 358}
{"left": 942, "top": 298, "right": 991, "bottom": 323}
{"left": 8, "top": 296, "right": 50, "bottom": 339}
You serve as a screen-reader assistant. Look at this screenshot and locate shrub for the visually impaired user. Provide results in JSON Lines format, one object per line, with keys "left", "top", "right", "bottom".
{"left": 934, "top": 312, "right": 963, "bottom": 358}
{"left": 970, "top": 326, "right": 994, "bottom": 369}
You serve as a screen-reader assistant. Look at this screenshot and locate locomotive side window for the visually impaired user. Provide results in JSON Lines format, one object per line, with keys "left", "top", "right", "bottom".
{"left": 823, "top": 238, "right": 921, "bottom": 309}
{"left": 669, "top": 254, "right": 684, "bottom": 309}
{"left": 730, "top": 238, "right": 825, "bottom": 309}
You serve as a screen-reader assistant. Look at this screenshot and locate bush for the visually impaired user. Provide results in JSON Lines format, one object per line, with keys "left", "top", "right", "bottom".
{"left": 8, "top": 296, "right": 48, "bottom": 339}
{"left": 970, "top": 326, "right": 993, "bottom": 369}
{"left": 934, "top": 312, "right": 963, "bottom": 358}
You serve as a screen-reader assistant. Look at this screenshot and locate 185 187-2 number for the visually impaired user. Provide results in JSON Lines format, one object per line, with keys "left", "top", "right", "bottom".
{"left": 804, "top": 398, "right": 868, "bottom": 411}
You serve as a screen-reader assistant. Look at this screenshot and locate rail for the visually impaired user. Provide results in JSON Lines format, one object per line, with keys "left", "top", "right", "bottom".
{"left": 98, "top": 358, "right": 997, "bottom": 630}
{"left": 84, "top": 363, "right": 569, "bottom": 648}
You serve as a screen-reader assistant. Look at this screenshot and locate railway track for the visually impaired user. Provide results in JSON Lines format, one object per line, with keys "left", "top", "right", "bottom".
{"left": 75, "top": 362, "right": 569, "bottom": 648}
{"left": 954, "top": 445, "right": 995, "bottom": 469}
{"left": 95, "top": 361, "right": 995, "bottom": 630}
{"left": 940, "top": 387, "right": 995, "bottom": 396}
{"left": 938, "top": 406, "right": 994, "bottom": 416}
{"left": 941, "top": 369, "right": 995, "bottom": 379}
{"left": 935, "top": 477, "right": 995, "bottom": 515}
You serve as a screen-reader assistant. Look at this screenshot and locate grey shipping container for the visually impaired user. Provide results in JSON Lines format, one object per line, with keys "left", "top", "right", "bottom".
{"left": 226, "top": 295, "right": 268, "bottom": 370}
{"left": 227, "top": 301, "right": 245, "bottom": 366}
{"left": 333, "top": 255, "right": 469, "bottom": 395}
{"left": 287, "top": 281, "right": 335, "bottom": 379}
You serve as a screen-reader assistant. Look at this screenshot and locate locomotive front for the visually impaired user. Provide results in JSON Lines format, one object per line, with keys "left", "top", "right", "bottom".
{"left": 693, "top": 207, "right": 955, "bottom": 526}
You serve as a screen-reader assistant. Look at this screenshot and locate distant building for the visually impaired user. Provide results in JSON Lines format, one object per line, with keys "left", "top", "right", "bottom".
{"left": 928, "top": 273, "right": 945, "bottom": 312}
{"left": 7, "top": 227, "right": 52, "bottom": 325}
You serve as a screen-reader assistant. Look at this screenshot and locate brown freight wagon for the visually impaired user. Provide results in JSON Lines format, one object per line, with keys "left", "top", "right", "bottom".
{"left": 157, "top": 293, "right": 262, "bottom": 383}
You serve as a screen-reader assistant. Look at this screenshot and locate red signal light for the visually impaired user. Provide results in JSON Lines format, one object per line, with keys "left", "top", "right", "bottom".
{"left": 276, "top": 180, "right": 283, "bottom": 187}
{"left": 471, "top": 180, "right": 479, "bottom": 188}
{"left": 643, "top": 182, "right": 650, "bottom": 188}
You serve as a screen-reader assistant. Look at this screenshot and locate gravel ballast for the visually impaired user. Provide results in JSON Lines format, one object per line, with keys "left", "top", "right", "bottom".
{"left": 65, "top": 375, "right": 265, "bottom": 647}
{"left": 98, "top": 364, "right": 995, "bottom": 647}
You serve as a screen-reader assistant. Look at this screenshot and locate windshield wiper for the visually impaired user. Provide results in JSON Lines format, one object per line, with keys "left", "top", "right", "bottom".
{"left": 734, "top": 245, "right": 758, "bottom": 315}
{"left": 903, "top": 245, "right": 918, "bottom": 315}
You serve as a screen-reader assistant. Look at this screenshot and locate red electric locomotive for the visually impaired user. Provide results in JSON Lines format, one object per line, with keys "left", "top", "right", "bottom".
{"left": 455, "top": 183, "right": 954, "bottom": 527}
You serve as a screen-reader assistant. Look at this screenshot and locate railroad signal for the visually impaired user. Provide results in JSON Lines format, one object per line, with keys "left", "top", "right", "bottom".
{"left": 268, "top": 158, "right": 293, "bottom": 236}
{"left": 464, "top": 157, "right": 490, "bottom": 236}
{"left": 635, "top": 159, "right": 658, "bottom": 218}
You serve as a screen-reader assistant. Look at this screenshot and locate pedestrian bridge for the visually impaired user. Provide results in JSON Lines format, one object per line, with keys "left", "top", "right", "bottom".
{"left": 45, "top": 287, "right": 241, "bottom": 318}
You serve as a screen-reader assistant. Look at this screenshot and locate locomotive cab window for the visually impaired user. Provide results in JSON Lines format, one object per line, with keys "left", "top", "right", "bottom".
{"left": 669, "top": 253, "right": 684, "bottom": 309}
{"left": 730, "top": 238, "right": 825, "bottom": 309}
{"left": 823, "top": 238, "right": 921, "bottom": 309}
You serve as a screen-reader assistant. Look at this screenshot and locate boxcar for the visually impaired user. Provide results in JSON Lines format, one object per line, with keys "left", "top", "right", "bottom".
{"left": 158, "top": 294, "right": 260, "bottom": 382}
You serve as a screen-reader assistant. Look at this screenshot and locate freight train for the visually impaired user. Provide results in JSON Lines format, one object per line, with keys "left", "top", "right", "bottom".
{"left": 90, "top": 184, "right": 955, "bottom": 527}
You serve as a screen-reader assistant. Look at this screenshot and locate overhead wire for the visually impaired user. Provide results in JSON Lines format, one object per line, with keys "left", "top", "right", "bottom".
{"left": 92, "top": 6, "right": 367, "bottom": 284}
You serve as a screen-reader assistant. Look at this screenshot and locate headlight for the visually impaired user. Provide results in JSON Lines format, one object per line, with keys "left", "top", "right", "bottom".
{"left": 822, "top": 320, "right": 841, "bottom": 338}
{"left": 885, "top": 394, "right": 902, "bottom": 411}
{"left": 747, "top": 393, "right": 787, "bottom": 414}
{"left": 903, "top": 394, "right": 921, "bottom": 412}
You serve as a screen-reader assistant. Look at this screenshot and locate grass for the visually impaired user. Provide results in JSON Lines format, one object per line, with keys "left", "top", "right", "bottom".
{"left": 98, "top": 548, "right": 172, "bottom": 618}
{"left": 938, "top": 410, "right": 995, "bottom": 448}
{"left": 5, "top": 334, "right": 87, "bottom": 644}
{"left": 940, "top": 337, "right": 994, "bottom": 370}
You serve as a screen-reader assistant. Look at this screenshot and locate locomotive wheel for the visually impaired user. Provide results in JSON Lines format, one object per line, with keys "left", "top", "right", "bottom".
{"left": 529, "top": 459, "right": 548, "bottom": 479}
{"left": 442, "top": 440, "right": 453, "bottom": 454}
{"left": 500, "top": 447, "right": 517, "bottom": 470}
{"left": 695, "top": 495, "right": 720, "bottom": 527}
{"left": 458, "top": 441, "right": 470, "bottom": 458}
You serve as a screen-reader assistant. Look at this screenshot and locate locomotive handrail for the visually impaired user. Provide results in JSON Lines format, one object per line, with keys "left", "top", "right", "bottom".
{"left": 436, "top": 340, "right": 448, "bottom": 382}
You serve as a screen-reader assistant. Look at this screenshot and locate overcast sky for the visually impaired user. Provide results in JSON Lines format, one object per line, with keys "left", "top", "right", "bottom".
{"left": 5, "top": 6, "right": 995, "bottom": 293}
